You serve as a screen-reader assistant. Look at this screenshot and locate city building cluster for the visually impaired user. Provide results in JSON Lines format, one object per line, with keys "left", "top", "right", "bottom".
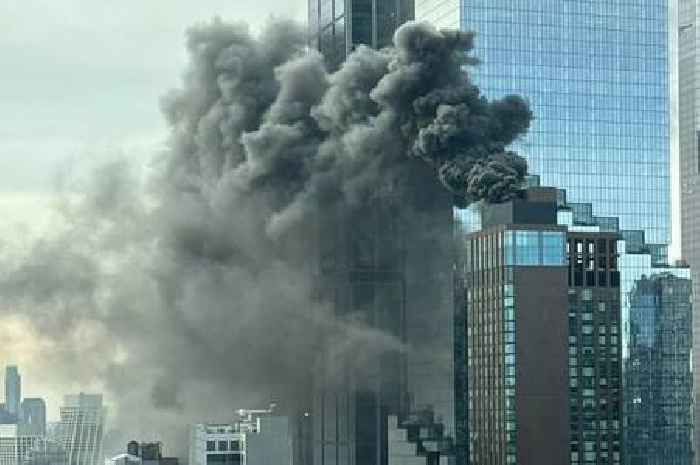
{"left": 0, "top": 366, "right": 106, "bottom": 465}
{"left": 301, "top": 1, "right": 699, "bottom": 465}
{"left": 5, "top": 1, "right": 700, "bottom": 465}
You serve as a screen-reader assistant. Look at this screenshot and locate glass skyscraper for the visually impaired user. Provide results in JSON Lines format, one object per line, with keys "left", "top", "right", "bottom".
{"left": 4, "top": 366, "right": 21, "bottom": 421}
{"left": 308, "top": 0, "right": 414, "bottom": 68}
{"left": 417, "top": 0, "right": 672, "bottom": 247}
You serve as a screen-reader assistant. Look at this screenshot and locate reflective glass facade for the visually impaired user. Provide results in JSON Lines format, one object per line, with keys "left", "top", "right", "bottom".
{"left": 417, "top": 0, "right": 672, "bottom": 245}
{"left": 560, "top": 192, "right": 693, "bottom": 465}
{"left": 308, "top": 0, "right": 414, "bottom": 69}
{"left": 624, "top": 274, "right": 693, "bottom": 465}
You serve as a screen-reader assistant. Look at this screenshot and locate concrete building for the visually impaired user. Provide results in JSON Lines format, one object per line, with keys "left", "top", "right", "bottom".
{"left": 20, "top": 400, "right": 45, "bottom": 437}
{"left": 308, "top": 0, "right": 414, "bottom": 68}
{"left": 189, "top": 406, "right": 291, "bottom": 465}
{"left": 4, "top": 368, "right": 20, "bottom": 422}
{"left": 676, "top": 2, "right": 700, "bottom": 461}
{"left": 54, "top": 394, "right": 107, "bottom": 465}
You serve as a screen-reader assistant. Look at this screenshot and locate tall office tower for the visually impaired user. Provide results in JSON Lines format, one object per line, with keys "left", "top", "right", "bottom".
{"left": 312, "top": 176, "right": 455, "bottom": 465}
{"left": 417, "top": 0, "right": 672, "bottom": 247}
{"left": 306, "top": 4, "right": 456, "bottom": 465}
{"left": 625, "top": 274, "right": 693, "bottom": 465}
{"left": 461, "top": 188, "right": 570, "bottom": 465}
{"left": 54, "top": 394, "right": 106, "bottom": 465}
{"left": 307, "top": 0, "right": 414, "bottom": 68}
{"left": 20, "top": 399, "right": 46, "bottom": 437}
{"left": 4, "top": 367, "right": 20, "bottom": 421}
{"left": 677, "top": 2, "right": 700, "bottom": 461}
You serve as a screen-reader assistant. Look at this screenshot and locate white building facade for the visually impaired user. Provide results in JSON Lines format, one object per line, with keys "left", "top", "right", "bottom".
{"left": 189, "top": 407, "right": 291, "bottom": 465}
{"left": 54, "top": 394, "right": 107, "bottom": 465}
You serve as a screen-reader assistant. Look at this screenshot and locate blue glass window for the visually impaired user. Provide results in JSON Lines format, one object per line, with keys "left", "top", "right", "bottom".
{"left": 514, "top": 231, "right": 539, "bottom": 265}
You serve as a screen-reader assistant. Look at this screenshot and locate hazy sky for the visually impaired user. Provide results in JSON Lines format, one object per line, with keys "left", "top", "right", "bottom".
{"left": 0, "top": 0, "right": 305, "bottom": 235}
{"left": 0, "top": 0, "right": 305, "bottom": 415}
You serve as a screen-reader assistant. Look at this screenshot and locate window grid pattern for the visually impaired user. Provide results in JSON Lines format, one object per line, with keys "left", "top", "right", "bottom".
{"left": 460, "top": 0, "right": 670, "bottom": 245}
{"left": 567, "top": 234, "right": 622, "bottom": 465}
{"left": 465, "top": 230, "right": 508, "bottom": 465}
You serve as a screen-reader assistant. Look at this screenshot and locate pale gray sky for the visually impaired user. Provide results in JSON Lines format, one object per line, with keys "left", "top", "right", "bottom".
{"left": 0, "top": 0, "right": 305, "bottom": 416}
{"left": 0, "top": 0, "right": 305, "bottom": 231}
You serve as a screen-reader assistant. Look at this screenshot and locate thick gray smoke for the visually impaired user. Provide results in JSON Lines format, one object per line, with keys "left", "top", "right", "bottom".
{"left": 0, "top": 19, "right": 530, "bottom": 459}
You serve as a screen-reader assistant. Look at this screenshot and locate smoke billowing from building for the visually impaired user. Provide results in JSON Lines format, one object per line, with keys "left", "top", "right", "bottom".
{"left": 0, "top": 19, "right": 530, "bottom": 457}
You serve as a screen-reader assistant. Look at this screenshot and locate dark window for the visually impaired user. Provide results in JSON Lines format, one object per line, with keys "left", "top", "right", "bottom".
{"left": 598, "top": 256, "right": 607, "bottom": 269}
{"left": 610, "top": 272, "right": 620, "bottom": 288}
{"left": 218, "top": 441, "right": 228, "bottom": 451}
{"left": 597, "top": 239, "right": 607, "bottom": 253}
{"left": 230, "top": 441, "right": 240, "bottom": 451}
{"left": 586, "top": 271, "right": 595, "bottom": 287}
{"left": 598, "top": 272, "right": 607, "bottom": 287}
{"left": 575, "top": 272, "right": 583, "bottom": 287}
{"left": 206, "top": 442, "right": 216, "bottom": 452}
{"left": 207, "top": 454, "right": 241, "bottom": 465}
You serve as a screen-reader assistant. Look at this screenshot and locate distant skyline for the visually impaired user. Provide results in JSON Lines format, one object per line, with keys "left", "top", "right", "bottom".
{"left": 0, "top": 0, "right": 305, "bottom": 421}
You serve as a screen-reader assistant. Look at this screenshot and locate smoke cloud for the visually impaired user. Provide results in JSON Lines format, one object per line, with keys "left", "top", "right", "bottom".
{"left": 0, "top": 18, "right": 530, "bottom": 459}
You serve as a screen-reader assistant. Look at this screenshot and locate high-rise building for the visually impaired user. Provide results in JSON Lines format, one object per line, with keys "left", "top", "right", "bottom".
{"left": 417, "top": 1, "right": 673, "bottom": 249}
{"left": 4, "top": 368, "right": 21, "bottom": 422}
{"left": 677, "top": 2, "right": 700, "bottom": 461}
{"left": 625, "top": 273, "right": 693, "bottom": 465}
{"left": 54, "top": 394, "right": 106, "bottom": 465}
{"left": 461, "top": 188, "right": 570, "bottom": 465}
{"left": 20, "top": 400, "right": 45, "bottom": 437}
{"left": 308, "top": 0, "right": 414, "bottom": 68}
{"left": 457, "top": 185, "right": 694, "bottom": 465}
{"left": 306, "top": 5, "right": 456, "bottom": 465}
{"left": 565, "top": 231, "right": 623, "bottom": 465}
{"left": 312, "top": 173, "right": 455, "bottom": 465}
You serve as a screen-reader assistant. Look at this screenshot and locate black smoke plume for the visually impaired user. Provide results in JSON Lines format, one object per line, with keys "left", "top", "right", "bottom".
{"left": 0, "top": 19, "right": 530, "bottom": 458}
